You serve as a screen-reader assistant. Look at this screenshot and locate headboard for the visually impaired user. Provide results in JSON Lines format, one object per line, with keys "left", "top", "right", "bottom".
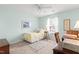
{"left": 66, "top": 30, "right": 78, "bottom": 37}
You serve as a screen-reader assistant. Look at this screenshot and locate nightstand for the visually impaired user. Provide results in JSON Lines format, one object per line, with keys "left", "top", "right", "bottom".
{"left": 0, "top": 39, "right": 9, "bottom": 54}
{"left": 44, "top": 31, "right": 48, "bottom": 39}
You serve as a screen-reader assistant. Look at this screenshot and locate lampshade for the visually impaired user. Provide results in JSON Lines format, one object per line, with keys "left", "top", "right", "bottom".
{"left": 74, "top": 20, "right": 79, "bottom": 30}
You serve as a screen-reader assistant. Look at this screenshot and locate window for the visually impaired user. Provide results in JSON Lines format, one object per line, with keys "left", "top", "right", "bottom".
{"left": 46, "top": 17, "right": 58, "bottom": 33}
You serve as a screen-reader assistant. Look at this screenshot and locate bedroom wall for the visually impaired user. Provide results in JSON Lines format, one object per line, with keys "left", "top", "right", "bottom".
{"left": 0, "top": 5, "right": 39, "bottom": 44}
{"left": 39, "top": 8, "right": 79, "bottom": 36}
{"left": 1, "top": 5, "right": 79, "bottom": 44}
{"left": 58, "top": 9, "right": 79, "bottom": 35}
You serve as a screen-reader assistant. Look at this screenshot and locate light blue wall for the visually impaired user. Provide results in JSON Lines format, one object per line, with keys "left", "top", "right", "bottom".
{"left": 0, "top": 6, "right": 39, "bottom": 44}
{"left": 1, "top": 5, "right": 79, "bottom": 44}
{"left": 39, "top": 9, "right": 79, "bottom": 36}
{"left": 39, "top": 14, "right": 58, "bottom": 29}
{"left": 58, "top": 9, "right": 79, "bottom": 35}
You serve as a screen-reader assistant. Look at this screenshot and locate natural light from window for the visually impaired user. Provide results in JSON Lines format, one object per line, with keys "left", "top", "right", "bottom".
{"left": 46, "top": 17, "right": 58, "bottom": 33}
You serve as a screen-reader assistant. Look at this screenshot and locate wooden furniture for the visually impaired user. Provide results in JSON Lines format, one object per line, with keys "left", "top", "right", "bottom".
{"left": 44, "top": 31, "right": 48, "bottom": 39}
{"left": 0, "top": 39, "right": 9, "bottom": 54}
{"left": 64, "top": 19, "right": 70, "bottom": 31}
{"left": 54, "top": 32, "right": 61, "bottom": 43}
{"left": 64, "top": 30, "right": 79, "bottom": 40}
{"left": 53, "top": 32, "right": 79, "bottom": 54}
{"left": 54, "top": 32, "right": 62, "bottom": 47}
{"left": 66, "top": 30, "right": 78, "bottom": 37}
{"left": 53, "top": 46, "right": 78, "bottom": 54}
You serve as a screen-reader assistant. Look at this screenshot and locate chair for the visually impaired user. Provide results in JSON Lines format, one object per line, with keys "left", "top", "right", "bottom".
{"left": 53, "top": 32, "right": 79, "bottom": 54}
{"left": 54, "top": 32, "right": 62, "bottom": 48}
{"left": 54, "top": 32, "right": 61, "bottom": 44}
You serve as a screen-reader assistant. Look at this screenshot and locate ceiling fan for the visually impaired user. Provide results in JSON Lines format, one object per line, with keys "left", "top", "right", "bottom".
{"left": 34, "top": 4, "right": 53, "bottom": 10}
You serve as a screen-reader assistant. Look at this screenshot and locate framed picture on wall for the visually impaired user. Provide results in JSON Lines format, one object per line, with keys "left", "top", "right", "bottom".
{"left": 23, "top": 21, "right": 30, "bottom": 28}
{"left": 64, "top": 19, "right": 70, "bottom": 31}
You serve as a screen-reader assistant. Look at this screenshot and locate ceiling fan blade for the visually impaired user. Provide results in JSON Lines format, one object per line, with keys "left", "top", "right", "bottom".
{"left": 34, "top": 4, "right": 41, "bottom": 9}
{"left": 34, "top": 4, "right": 53, "bottom": 9}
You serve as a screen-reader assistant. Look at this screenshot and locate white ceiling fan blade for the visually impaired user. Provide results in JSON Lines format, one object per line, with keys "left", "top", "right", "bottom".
{"left": 34, "top": 4, "right": 53, "bottom": 9}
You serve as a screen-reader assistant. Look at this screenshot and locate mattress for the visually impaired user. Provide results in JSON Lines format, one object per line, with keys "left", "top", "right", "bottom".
{"left": 62, "top": 39, "right": 79, "bottom": 53}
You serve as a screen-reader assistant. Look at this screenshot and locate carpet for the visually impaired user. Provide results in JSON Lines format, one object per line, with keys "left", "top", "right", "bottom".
{"left": 10, "top": 39, "right": 57, "bottom": 54}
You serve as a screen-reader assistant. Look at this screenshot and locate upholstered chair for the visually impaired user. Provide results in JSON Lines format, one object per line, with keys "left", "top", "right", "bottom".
{"left": 54, "top": 32, "right": 63, "bottom": 49}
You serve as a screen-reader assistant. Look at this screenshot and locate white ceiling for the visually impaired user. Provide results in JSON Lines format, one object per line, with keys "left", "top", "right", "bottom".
{"left": 0, "top": 4, "right": 79, "bottom": 17}
{"left": 34, "top": 4, "right": 79, "bottom": 17}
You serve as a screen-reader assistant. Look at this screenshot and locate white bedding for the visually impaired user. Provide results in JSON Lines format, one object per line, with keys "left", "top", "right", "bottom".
{"left": 63, "top": 39, "right": 79, "bottom": 53}
{"left": 23, "top": 31, "right": 45, "bottom": 43}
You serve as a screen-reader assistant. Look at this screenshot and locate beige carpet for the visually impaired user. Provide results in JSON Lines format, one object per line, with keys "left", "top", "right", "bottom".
{"left": 10, "top": 39, "right": 57, "bottom": 54}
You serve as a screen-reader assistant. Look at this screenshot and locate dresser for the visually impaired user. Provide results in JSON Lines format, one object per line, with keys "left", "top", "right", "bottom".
{"left": 0, "top": 39, "right": 9, "bottom": 54}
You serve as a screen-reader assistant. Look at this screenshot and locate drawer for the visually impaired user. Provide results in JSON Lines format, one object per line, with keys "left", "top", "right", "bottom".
{"left": 0, "top": 45, "right": 9, "bottom": 54}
